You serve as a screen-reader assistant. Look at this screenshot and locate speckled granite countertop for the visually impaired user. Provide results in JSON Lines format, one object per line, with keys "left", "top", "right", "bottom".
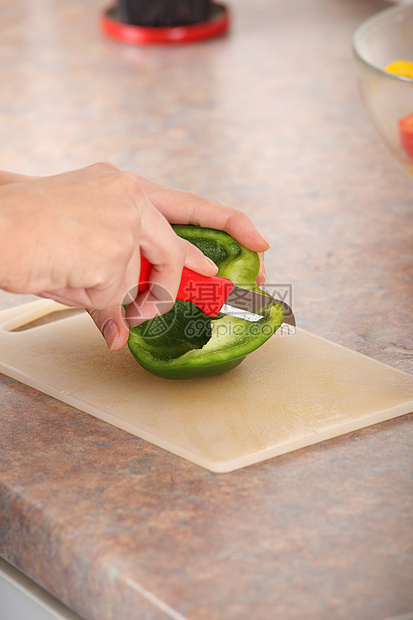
{"left": 1, "top": 0, "right": 412, "bottom": 618}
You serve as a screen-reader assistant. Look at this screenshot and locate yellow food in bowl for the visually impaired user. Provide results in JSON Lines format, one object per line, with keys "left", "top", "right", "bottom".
{"left": 385, "top": 59, "right": 413, "bottom": 79}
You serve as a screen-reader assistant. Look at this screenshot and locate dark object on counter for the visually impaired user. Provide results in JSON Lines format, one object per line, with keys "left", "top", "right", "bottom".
{"left": 114, "top": 0, "right": 211, "bottom": 27}
{"left": 101, "top": 1, "right": 229, "bottom": 45}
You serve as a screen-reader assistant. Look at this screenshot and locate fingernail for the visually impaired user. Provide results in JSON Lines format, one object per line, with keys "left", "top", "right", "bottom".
{"left": 102, "top": 319, "right": 119, "bottom": 351}
{"left": 205, "top": 256, "right": 218, "bottom": 269}
{"left": 260, "top": 234, "right": 271, "bottom": 249}
{"left": 257, "top": 266, "right": 266, "bottom": 285}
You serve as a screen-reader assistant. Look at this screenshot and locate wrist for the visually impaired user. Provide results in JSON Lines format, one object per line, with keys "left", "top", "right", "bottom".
{"left": 0, "top": 183, "right": 30, "bottom": 292}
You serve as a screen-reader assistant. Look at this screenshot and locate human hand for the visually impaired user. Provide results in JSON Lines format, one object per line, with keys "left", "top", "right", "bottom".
{"left": 0, "top": 163, "right": 269, "bottom": 351}
{"left": 0, "top": 162, "right": 217, "bottom": 339}
{"left": 90, "top": 173, "right": 269, "bottom": 350}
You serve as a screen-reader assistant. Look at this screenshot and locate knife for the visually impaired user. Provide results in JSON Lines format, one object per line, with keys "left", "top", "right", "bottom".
{"left": 136, "top": 256, "right": 295, "bottom": 331}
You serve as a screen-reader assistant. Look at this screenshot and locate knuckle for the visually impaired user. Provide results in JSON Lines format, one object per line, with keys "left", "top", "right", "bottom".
{"left": 116, "top": 171, "right": 144, "bottom": 197}
{"left": 223, "top": 208, "right": 248, "bottom": 232}
{"left": 93, "top": 161, "right": 120, "bottom": 173}
{"left": 99, "top": 168, "right": 144, "bottom": 204}
{"left": 183, "top": 190, "right": 203, "bottom": 200}
{"left": 183, "top": 190, "right": 209, "bottom": 208}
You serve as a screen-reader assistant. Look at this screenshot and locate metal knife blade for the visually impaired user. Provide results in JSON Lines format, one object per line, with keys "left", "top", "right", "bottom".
{"left": 222, "top": 285, "right": 295, "bottom": 332}
{"left": 137, "top": 256, "right": 296, "bottom": 332}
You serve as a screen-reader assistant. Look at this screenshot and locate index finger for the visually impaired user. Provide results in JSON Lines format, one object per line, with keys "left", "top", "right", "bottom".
{"left": 136, "top": 178, "right": 270, "bottom": 253}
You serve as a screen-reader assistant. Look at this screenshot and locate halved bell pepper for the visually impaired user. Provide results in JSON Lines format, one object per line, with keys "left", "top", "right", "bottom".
{"left": 128, "top": 226, "right": 285, "bottom": 379}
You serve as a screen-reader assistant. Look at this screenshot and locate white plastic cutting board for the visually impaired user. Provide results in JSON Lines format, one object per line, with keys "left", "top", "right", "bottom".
{"left": 1, "top": 300, "right": 412, "bottom": 472}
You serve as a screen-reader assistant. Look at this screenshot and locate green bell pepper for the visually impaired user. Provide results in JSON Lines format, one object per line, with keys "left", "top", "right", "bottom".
{"left": 128, "top": 226, "right": 284, "bottom": 379}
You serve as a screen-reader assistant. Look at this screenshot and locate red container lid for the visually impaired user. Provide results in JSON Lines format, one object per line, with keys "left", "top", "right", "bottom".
{"left": 101, "top": 3, "right": 230, "bottom": 45}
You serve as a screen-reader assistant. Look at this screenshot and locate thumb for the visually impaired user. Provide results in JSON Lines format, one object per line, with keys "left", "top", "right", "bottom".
{"left": 88, "top": 306, "right": 129, "bottom": 351}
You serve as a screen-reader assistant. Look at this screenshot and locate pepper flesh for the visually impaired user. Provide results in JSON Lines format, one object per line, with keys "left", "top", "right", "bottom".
{"left": 128, "top": 226, "right": 284, "bottom": 379}
{"left": 399, "top": 114, "right": 413, "bottom": 160}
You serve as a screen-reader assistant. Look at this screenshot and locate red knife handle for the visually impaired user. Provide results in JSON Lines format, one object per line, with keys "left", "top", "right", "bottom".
{"left": 138, "top": 256, "right": 233, "bottom": 317}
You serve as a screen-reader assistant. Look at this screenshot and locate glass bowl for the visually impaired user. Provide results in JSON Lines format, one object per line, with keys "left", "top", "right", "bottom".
{"left": 353, "top": 2, "right": 413, "bottom": 174}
